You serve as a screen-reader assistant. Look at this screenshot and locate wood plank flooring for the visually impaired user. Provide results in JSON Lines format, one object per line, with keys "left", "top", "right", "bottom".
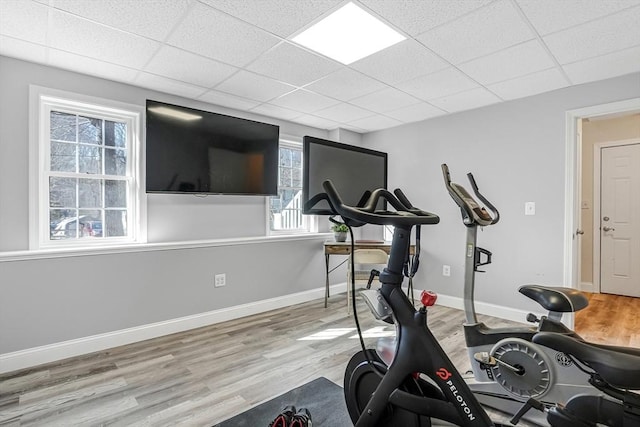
{"left": 574, "top": 292, "right": 640, "bottom": 347}
{"left": 1, "top": 291, "right": 636, "bottom": 426}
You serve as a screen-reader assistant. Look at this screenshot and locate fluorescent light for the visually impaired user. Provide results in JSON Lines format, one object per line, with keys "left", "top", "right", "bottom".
{"left": 148, "top": 106, "right": 202, "bottom": 121}
{"left": 292, "top": 2, "right": 406, "bottom": 65}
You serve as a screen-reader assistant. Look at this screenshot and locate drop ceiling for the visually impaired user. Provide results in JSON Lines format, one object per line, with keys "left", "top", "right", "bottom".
{"left": 1, "top": 0, "right": 639, "bottom": 133}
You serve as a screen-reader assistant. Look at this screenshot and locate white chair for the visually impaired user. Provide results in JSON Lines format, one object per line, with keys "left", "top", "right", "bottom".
{"left": 346, "top": 249, "right": 389, "bottom": 314}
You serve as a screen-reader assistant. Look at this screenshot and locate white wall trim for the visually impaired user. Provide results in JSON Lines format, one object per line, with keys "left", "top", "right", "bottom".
{"left": 580, "top": 281, "right": 596, "bottom": 293}
{"left": 432, "top": 292, "right": 545, "bottom": 326}
{"left": 564, "top": 98, "right": 640, "bottom": 293}
{"left": 0, "top": 232, "right": 332, "bottom": 262}
{"left": 0, "top": 282, "right": 347, "bottom": 374}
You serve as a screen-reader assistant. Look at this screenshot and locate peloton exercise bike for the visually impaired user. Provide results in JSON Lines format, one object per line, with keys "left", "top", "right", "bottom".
{"left": 441, "top": 164, "right": 601, "bottom": 424}
{"left": 318, "top": 179, "right": 640, "bottom": 427}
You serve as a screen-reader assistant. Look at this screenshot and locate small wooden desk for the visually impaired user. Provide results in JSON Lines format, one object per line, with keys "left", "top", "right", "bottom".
{"left": 323, "top": 241, "right": 415, "bottom": 307}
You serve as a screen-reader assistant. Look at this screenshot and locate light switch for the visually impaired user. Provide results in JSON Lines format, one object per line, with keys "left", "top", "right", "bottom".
{"left": 525, "top": 202, "right": 536, "bottom": 216}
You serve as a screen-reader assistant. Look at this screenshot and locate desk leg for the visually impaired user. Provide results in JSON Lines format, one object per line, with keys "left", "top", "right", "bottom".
{"left": 325, "top": 253, "right": 330, "bottom": 308}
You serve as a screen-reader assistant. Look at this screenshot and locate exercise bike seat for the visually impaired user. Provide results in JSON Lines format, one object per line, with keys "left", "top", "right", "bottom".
{"left": 519, "top": 284, "right": 588, "bottom": 313}
{"left": 533, "top": 332, "right": 640, "bottom": 389}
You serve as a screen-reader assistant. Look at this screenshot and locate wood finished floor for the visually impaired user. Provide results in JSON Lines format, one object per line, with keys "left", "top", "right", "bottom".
{"left": 0, "top": 291, "right": 635, "bottom": 426}
{"left": 574, "top": 292, "right": 640, "bottom": 347}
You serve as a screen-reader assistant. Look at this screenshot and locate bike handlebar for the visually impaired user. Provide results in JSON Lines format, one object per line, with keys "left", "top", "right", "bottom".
{"left": 442, "top": 163, "right": 499, "bottom": 227}
{"left": 322, "top": 180, "right": 440, "bottom": 227}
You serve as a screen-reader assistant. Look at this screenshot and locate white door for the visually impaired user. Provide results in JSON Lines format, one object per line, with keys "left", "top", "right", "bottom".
{"left": 600, "top": 143, "right": 640, "bottom": 297}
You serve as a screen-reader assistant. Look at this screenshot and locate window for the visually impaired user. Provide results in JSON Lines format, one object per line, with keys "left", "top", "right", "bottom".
{"left": 31, "top": 87, "right": 145, "bottom": 249}
{"left": 268, "top": 139, "right": 314, "bottom": 234}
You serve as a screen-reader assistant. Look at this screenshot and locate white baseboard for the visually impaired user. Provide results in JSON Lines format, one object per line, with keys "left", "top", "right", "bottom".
{"left": 579, "top": 281, "right": 596, "bottom": 293}
{"left": 433, "top": 293, "right": 544, "bottom": 325}
{"left": 0, "top": 283, "right": 347, "bottom": 374}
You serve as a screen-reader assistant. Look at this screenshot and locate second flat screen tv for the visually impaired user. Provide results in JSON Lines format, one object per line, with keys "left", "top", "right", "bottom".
{"left": 303, "top": 136, "right": 388, "bottom": 215}
{"left": 146, "top": 100, "right": 279, "bottom": 195}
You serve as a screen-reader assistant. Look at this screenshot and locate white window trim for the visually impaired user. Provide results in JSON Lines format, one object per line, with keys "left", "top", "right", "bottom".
{"left": 29, "top": 85, "right": 147, "bottom": 250}
{"left": 266, "top": 136, "right": 317, "bottom": 236}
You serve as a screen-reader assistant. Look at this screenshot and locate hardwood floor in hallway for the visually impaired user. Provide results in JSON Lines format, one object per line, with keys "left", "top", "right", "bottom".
{"left": 574, "top": 292, "right": 640, "bottom": 347}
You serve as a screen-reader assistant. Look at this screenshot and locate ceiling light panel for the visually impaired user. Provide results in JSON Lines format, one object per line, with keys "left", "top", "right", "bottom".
{"left": 291, "top": 2, "right": 406, "bottom": 65}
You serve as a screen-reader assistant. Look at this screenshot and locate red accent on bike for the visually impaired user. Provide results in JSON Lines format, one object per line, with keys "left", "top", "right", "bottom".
{"left": 421, "top": 290, "right": 438, "bottom": 307}
{"left": 436, "top": 367, "right": 452, "bottom": 381}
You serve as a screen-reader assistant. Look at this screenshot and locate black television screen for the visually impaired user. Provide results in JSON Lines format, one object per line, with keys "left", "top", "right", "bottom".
{"left": 303, "top": 136, "right": 388, "bottom": 215}
{"left": 146, "top": 100, "right": 279, "bottom": 195}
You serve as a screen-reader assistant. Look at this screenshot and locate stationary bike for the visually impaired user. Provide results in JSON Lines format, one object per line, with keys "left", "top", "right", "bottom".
{"left": 319, "top": 179, "right": 640, "bottom": 427}
{"left": 442, "top": 164, "right": 600, "bottom": 424}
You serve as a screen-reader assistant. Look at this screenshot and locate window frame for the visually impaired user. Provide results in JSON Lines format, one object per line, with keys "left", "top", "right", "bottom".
{"left": 266, "top": 137, "right": 316, "bottom": 236}
{"left": 29, "top": 86, "right": 146, "bottom": 250}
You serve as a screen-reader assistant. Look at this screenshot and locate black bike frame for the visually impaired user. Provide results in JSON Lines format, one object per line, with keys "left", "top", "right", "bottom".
{"left": 354, "top": 224, "right": 495, "bottom": 427}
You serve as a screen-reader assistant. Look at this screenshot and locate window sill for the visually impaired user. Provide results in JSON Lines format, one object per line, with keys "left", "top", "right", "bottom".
{"left": 0, "top": 233, "right": 333, "bottom": 262}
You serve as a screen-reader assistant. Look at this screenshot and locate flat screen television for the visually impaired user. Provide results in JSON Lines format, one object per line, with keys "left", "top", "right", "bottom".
{"left": 303, "top": 136, "right": 388, "bottom": 215}
{"left": 146, "top": 100, "right": 279, "bottom": 195}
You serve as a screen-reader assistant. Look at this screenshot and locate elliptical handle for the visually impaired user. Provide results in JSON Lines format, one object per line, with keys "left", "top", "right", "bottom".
{"left": 467, "top": 173, "right": 500, "bottom": 225}
{"left": 322, "top": 180, "right": 439, "bottom": 227}
{"left": 441, "top": 163, "right": 496, "bottom": 227}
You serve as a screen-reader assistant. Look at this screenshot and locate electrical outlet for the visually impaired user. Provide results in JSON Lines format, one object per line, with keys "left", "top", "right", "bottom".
{"left": 214, "top": 273, "right": 226, "bottom": 287}
{"left": 442, "top": 265, "right": 451, "bottom": 277}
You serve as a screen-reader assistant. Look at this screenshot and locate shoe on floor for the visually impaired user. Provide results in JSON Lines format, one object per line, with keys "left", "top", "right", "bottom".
{"left": 268, "top": 405, "right": 296, "bottom": 427}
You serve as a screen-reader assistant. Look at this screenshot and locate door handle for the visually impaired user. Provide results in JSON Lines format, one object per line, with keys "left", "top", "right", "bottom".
{"left": 602, "top": 226, "right": 615, "bottom": 232}
{"left": 576, "top": 229, "right": 584, "bottom": 235}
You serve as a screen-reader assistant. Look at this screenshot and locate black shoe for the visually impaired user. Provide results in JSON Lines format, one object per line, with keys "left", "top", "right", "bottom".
{"left": 269, "top": 405, "right": 296, "bottom": 427}
{"left": 290, "top": 407, "right": 312, "bottom": 427}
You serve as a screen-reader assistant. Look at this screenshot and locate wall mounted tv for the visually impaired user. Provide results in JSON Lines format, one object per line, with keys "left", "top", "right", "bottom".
{"left": 303, "top": 136, "right": 388, "bottom": 215}
{"left": 146, "top": 100, "right": 279, "bottom": 195}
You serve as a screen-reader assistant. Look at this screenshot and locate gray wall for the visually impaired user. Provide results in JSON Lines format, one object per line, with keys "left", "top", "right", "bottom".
{"left": 0, "top": 56, "right": 339, "bottom": 355}
{"left": 363, "top": 72, "right": 640, "bottom": 314}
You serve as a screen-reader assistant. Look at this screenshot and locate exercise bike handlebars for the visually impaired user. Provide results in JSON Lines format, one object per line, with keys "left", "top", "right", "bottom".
{"left": 442, "top": 164, "right": 499, "bottom": 227}
{"left": 322, "top": 180, "right": 440, "bottom": 227}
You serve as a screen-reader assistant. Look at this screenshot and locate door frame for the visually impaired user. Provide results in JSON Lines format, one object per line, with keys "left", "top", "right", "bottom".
{"left": 564, "top": 98, "right": 640, "bottom": 293}
{"left": 592, "top": 139, "right": 640, "bottom": 293}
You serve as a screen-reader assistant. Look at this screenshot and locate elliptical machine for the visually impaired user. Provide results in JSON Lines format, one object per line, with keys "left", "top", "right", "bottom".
{"left": 442, "top": 164, "right": 597, "bottom": 423}
{"left": 321, "top": 179, "right": 640, "bottom": 427}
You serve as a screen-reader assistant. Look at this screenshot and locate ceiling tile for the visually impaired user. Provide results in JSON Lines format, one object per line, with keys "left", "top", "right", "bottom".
{"left": 0, "top": 0, "right": 48, "bottom": 44}
{"left": 144, "top": 46, "right": 238, "bottom": 88}
{"left": 0, "top": 36, "right": 47, "bottom": 64}
{"left": 197, "top": 90, "right": 262, "bottom": 111}
{"left": 48, "top": 49, "right": 139, "bottom": 83}
{"left": 134, "top": 72, "right": 207, "bottom": 99}
{"left": 384, "top": 102, "right": 446, "bottom": 123}
{"left": 351, "top": 39, "right": 449, "bottom": 85}
{"left": 50, "top": 0, "right": 191, "bottom": 41}
{"left": 303, "top": 68, "right": 387, "bottom": 101}
{"left": 249, "top": 103, "right": 302, "bottom": 121}
{"left": 487, "top": 67, "right": 569, "bottom": 100}
{"left": 269, "top": 89, "right": 340, "bottom": 113}
{"left": 214, "top": 70, "right": 296, "bottom": 102}
{"left": 543, "top": 6, "right": 640, "bottom": 64}
{"left": 350, "top": 87, "right": 421, "bottom": 113}
{"left": 168, "top": 2, "right": 280, "bottom": 67}
{"left": 429, "top": 87, "right": 502, "bottom": 113}
{"left": 458, "top": 40, "right": 556, "bottom": 85}
{"left": 516, "top": 0, "right": 640, "bottom": 36}
{"left": 203, "top": 0, "right": 342, "bottom": 37}
{"left": 562, "top": 45, "right": 640, "bottom": 84}
{"left": 417, "top": 0, "right": 535, "bottom": 64}
{"left": 314, "top": 102, "right": 374, "bottom": 122}
{"left": 396, "top": 67, "right": 478, "bottom": 101}
{"left": 49, "top": 10, "right": 160, "bottom": 69}
{"left": 292, "top": 114, "right": 341, "bottom": 130}
{"left": 348, "top": 114, "right": 403, "bottom": 132}
{"left": 247, "top": 41, "right": 342, "bottom": 86}
{"left": 360, "top": 0, "right": 492, "bottom": 36}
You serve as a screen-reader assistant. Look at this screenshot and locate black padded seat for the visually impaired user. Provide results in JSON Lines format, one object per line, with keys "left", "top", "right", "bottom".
{"left": 533, "top": 332, "right": 640, "bottom": 390}
{"left": 519, "top": 284, "right": 588, "bottom": 313}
